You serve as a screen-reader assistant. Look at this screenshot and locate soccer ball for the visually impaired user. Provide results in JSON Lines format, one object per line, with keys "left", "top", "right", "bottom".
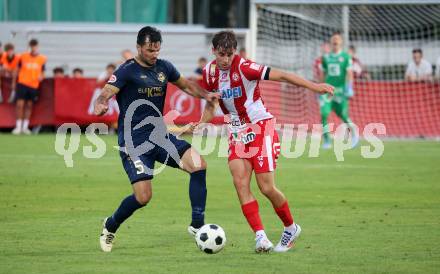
{"left": 195, "top": 224, "right": 226, "bottom": 254}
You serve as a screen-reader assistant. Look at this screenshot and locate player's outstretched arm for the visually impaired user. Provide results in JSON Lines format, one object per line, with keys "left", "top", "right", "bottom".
{"left": 186, "top": 100, "right": 219, "bottom": 133}
{"left": 269, "top": 68, "right": 334, "bottom": 95}
{"left": 173, "top": 76, "right": 220, "bottom": 103}
{"left": 200, "top": 99, "right": 219, "bottom": 124}
{"left": 94, "top": 84, "right": 119, "bottom": 116}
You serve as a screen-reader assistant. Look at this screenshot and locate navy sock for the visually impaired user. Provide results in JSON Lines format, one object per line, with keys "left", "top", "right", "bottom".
{"left": 105, "top": 194, "right": 145, "bottom": 233}
{"left": 189, "top": 169, "right": 207, "bottom": 228}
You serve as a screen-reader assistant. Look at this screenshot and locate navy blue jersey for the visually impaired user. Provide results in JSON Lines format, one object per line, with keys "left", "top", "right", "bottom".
{"left": 107, "top": 58, "right": 180, "bottom": 147}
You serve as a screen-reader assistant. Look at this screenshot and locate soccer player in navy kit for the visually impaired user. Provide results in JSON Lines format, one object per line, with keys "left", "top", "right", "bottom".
{"left": 94, "top": 26, "right": 219, "bottom": 252}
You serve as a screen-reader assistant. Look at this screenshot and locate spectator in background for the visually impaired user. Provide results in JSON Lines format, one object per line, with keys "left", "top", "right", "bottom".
{"left": 190, "top": 57, "right": 207, "bottom": 81}
{"left": 118, "top": 49, "right": 134, "bottom": 65}
{"left": 72, "top": 68, "right": 84, "bottom": 78}
{"left": 313, "top": 42, "right": 330, "bottom": 82}
{"left": 97, "top": 63, "right": 116, "bottom": 87}
{"left": 52, "top": 67, "right": 65, "bottom": 78}
{"left": 12, "top": 39, "right": 47, "bottom": 135}
{"left": 405, "top": 48, "right": 432, "bottom": 82}
{"left": 0, "top": 43, "right": 21, "bottom": 103}
{"left": 239, "top": 47, "right": 247, "bottom": 59}
{"left": 348, "top": 45, "right": 370, "bottom": 80}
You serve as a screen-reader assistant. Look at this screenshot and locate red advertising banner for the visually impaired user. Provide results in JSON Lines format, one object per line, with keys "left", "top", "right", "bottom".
{"left": 54, "top": 78, "right": 119, "bottom": 125}
{"left": 163, "top": 83, "right": 201, "bottom": 124}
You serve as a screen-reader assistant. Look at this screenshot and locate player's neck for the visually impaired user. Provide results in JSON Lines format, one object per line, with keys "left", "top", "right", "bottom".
{"left": 134, "top": 56, "right": 152, "bottom": 68}
{"left": 332, "top": 49, "right": 342, "bottom": 55}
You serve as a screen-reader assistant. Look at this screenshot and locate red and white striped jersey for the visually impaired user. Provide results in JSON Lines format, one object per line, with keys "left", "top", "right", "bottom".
{"left": 201, "top": 55, "right": 273, "bottom": 128}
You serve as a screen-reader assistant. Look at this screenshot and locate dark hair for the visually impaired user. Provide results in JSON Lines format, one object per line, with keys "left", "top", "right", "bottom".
{"left": 106, "top": 63, "right": 116, "bottom": 70}
{"left": 4, "top": 43, "right": 14, "bottom": 51}
{"left": 412, "top": 48, "right": 423, "bottom": 55}
{"left": 137, "top": 26, "right": 162, "bottom": 46}
{"left": 73, "top": 68, "right": 83, "bottom": 74}
{"left": 198, "top": 57, "right": 207, "bottom": 63}
{"left": 332, "top": 31, "right": 342, "bottom": 37}
{"left": 349, "top": 45, "right": 356, "bottom": 51}
{"left": 29, "top": 39, "right": 38, "bottom": 47}
{"left": 212, "top": 31, "right": 237, "bottom": 50}
{"left": 53, "top": 67, "right": 64, "bottom": 74}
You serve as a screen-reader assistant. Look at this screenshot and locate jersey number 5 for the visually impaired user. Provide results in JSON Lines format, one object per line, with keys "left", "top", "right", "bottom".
{"left": 134, "top": 160, "right": 145, "bottom": 174}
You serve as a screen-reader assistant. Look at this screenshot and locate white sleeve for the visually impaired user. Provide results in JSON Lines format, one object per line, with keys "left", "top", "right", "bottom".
{"left": 423, "top": 61, "right": 433, "bottom": 75}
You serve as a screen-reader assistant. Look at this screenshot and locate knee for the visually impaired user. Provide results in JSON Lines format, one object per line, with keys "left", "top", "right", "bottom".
{"left": 135, "top": 191, "right": 152, "bottom": 206}
{"left": 188, "top": 157, "right": 207, "bottom": 173}
{"left": 197, "top": 157, "right": 207, "bottom": 171}
{"left": 233, "top": 176, "right": 251, "bottom": 194}
{"left": 259, "top": 183, "right": 277, "bottom": 197}
{"left": 16, "top": 101, "right": 24, "bottom": 108}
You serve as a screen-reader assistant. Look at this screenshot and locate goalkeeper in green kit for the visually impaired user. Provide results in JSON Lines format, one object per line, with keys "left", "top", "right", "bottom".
{"left": 320, "top": 32, "right": 359, "bottom": 149}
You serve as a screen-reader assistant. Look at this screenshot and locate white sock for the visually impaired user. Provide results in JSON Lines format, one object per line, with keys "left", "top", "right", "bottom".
{"left": 23, "top": 119, "right": 29, "bottom": 129}
{"left": 256, "top": 230, "right": 267, "bottom": 239}
{"left": 285, "top": 224, "right": 297, "bottom": 233}
{"left": 16, "top": 119, "right": 23, "bottom": 129}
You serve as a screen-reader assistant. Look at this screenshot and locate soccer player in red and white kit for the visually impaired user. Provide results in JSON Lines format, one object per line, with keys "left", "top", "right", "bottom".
{"left": 191, "top": 31, "right": 334, "bottom": 253}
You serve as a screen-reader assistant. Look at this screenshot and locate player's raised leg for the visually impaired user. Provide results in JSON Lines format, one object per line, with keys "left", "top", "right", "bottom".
{"left": 229, "top": 158, "right": 273, "bottom": 253}
{"left": 179, "top": 147, "right": 208, "bottom": 235}
{"left": 99, "top": 151, "right": 155, "bottom": 253}
{"left": 255, "top": 172, "right": 301, "bottom": 253}
{"left": 100, "top": 180, "right": 151, "bottom": 252}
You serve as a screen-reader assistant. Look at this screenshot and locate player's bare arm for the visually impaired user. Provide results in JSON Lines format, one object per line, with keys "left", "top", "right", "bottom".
{"left": 187, "top": 99, "right": 219, "bottom": 133}
{"left": 94, "top": 84, "right": 119, "bottom": 116}
{"left": 269, "top": 68, "right": 334, "bottom": 95}
{"left": 173, "top": 76, "right": 220, "bottom": 102}
{"left": 186, "top": 99, "right": 219, "bottom": 133}
{"left": 200, "top": 100, "right": 219, "bottom": 124}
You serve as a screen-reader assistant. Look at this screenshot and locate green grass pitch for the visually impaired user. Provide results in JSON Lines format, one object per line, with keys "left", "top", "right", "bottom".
{"left": 0, "top": 134, "right": 439, "bottom": 274}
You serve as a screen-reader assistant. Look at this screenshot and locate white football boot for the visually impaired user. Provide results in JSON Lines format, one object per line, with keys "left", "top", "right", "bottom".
{"left": 187, "top": 225, "right": 200, "bottom": 237}
{"left": 100, "top": 218, "right": 115, "bottom": 252}
{"left": 274, "top": 224, "right": 301, "bottom": 253}
{"left": 11, "top": 127, "right": 22, "bottom": 135}
{"left": 22, "top": 128, "right": 31, "bottom": 135}
{"left": 255, "top": 233, "right": 274, "bottom": 253}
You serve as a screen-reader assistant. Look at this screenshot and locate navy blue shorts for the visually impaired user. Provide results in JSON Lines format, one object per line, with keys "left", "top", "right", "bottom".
{"left": 119, "top": 133, "right": 192, "bottom": 184}
{"left": 16, "top": 83, "right": 39, "bottom": 102}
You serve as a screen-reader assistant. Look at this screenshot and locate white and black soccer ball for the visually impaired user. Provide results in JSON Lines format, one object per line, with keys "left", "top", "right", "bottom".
{"left": 195, "top": 224, "right": 226, "bottom": 254}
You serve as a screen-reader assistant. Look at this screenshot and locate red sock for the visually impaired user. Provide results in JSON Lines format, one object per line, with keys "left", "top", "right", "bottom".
{"left": 274, "top": 201, "right": 294, "bottom": 227}
{"left": 241, "top": 200, "right": 264, "bottom": 232}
